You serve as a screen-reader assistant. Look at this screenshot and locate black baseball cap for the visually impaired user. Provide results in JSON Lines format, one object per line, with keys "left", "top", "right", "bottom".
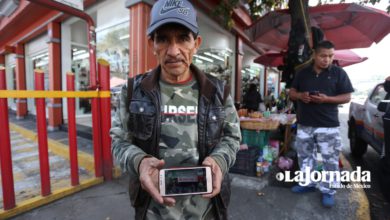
{"left": 147, "top": 0, "right": 199, "bottom": 36}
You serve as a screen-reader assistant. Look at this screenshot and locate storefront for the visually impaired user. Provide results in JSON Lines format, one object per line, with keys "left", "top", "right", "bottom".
{"left": 5, "top": 54, "right": 16, "bottom": 111}
{"left": 194, "top": 10, "right": 236, "bottom": 97}
{"left": 1, "top": 0, "right": 270, "bottom": 128}
{"left": 241, "top": 44, "right": 265, "bottom": 104}
{"left": 25, "top": 34, "right": 49, "bottom": 115}
{"left": 266, "top": 68, "right": 281, "bottom": 99}
{"left": 61, "top": 0, "right": 129, "bottom": 117}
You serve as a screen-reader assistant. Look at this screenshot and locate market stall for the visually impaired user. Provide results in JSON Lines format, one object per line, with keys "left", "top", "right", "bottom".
{"left": 230, "top": 110, "right": 296, "bottom": 177}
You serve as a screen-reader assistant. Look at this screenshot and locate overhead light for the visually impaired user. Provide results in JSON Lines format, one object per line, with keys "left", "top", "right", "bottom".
{"left": 73, "top": 50, "right": 87, "bottom": 56}
{"left": 204, "top": 52, "right": 224, "bottom": 62}
{"left": 119, "top": 34, "right": 130, "bottom": 40}
{"left": 195, "top": 59, "right": 203, "bottom": 64}
{"left": 32, "top": 53, "right": 49, "bottom": 60}
{"left": 73, "top": 53, "right": 89, "bottom": 61}
{"left": 35, "top": 60, "right": 48, "bottom": 67}
{"left": 193, "top": 54, "right": 213, "bottom": 63}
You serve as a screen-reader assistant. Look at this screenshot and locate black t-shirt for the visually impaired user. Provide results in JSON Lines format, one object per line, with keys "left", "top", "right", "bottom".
{"left": 291, "top": 64, "right": 354, "bottom": 127}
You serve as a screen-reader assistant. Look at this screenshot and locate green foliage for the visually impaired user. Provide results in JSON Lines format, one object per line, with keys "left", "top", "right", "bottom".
{"left": 247, "top": 0, "right": 286, "bottom": 19}
{"left": 213, "top": 0, "right": 239, "bottom": 29}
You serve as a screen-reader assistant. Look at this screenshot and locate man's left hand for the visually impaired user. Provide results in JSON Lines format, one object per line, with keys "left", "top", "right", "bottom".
{"left": 310, "top": 93, "right": 328, "bottom": 104}
{"left": 202, "top": 157, "right": 223, "bottom": 199}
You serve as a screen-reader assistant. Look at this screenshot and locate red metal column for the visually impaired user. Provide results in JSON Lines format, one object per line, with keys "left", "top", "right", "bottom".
{"left": 127, "top": 1, "right": 157, "bottom": 77}
{"left": 0, "top": 66, "right": 16, "bottom": 210}
{"left": 264, "top": 67, "right": 268, "bottom": 96}
{"left": 15, "top": 43, "right": 27, "bottom": 119}
{"left": 35, "top": 69, "right": 51, "bottom": 196}
{"left": 66, "top": 73, "right": 79, "bottom": 186}
{"left": 47, "top": 22, "right": 63, "bottom": 130}
{"left": 0, "top": 54, "right": 5, "bottom": 65}
{"left": 235, "top": 36, "right": 244, "bottom": 105}
{"left": 27, "top": 0, "right": 102, "bottom": 178}
{"left": 91, "top": 93, "right": 103, "bottom": 177}
{"left": 98, "top": 60, "right": 113, "bottom": 180}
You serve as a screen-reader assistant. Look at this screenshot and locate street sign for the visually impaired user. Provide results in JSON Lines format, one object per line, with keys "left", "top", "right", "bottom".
{"left": 53, "top": 0, "right": 83, "bottom": 11}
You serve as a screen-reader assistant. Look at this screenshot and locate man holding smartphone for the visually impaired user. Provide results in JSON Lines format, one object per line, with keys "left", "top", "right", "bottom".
{"left": 289, "top": 41, "right": 354, "bottom": 208}
{"left": 110, "top": 0, "right": 241, "bottom": 219}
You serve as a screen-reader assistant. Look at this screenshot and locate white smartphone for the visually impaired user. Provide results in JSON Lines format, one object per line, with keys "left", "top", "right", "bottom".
{"left": 159, "top": 166, "right": 213, "bottom": 196}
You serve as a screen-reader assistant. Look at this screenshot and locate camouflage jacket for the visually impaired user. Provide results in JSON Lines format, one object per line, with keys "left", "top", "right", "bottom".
{"left": 110, "top": 64, "right": 241, "bottom": 219}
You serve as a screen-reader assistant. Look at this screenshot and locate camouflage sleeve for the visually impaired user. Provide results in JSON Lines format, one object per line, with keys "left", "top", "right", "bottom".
{"left": 209, "top": 95, "right": 241, "bottom": 175}
{"left": 110, "top": 84, "right": 148, "bottom": 177}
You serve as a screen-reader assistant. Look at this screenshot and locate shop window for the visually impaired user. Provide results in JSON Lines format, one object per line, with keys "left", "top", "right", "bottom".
{"left": 71, "top": 45, "right": 91, "bottom": 113}
{"left": 32, "top": 52, "right": 49, "bottom": 105}
{"left": 96, "top": 22, "right": 129, "bottom": 80}
{"left": 267, "top": 72, "right": 279, "bottom": 96}
{"left": 241, "top": 64, "right": 264, "bottom": 103}
{"left": 5, "top": 53, "right": 16, "bottom": 107}
{"left": 193, "top": 48, "right": 233, "bottom": 86}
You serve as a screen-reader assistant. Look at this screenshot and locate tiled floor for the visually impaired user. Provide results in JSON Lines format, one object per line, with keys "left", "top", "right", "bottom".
{"left": 0, "top": 129, "right": 94, "bottom": 209}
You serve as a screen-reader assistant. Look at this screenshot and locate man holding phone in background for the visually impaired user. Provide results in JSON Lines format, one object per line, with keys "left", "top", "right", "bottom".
{"left": 289, "top": 41, "right": 354, "bottom": 208}
{"left": 110, "top": 0, "right": 241, "bottom": 219}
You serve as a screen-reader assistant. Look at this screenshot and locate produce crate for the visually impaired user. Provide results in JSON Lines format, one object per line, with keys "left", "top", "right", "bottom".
{"left": 241, "top": 129, "right": 269, "bottom": 148}
{"left": 230, "top": 147, "right": 260, "bottom": 176}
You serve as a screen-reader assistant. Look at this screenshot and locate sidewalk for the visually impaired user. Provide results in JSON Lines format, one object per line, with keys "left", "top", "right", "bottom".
{"left": 5, "top": 111, "right": 370, "bottom": 220}
{"left": 10, "top": 158, "right": 370, "bottom": 220}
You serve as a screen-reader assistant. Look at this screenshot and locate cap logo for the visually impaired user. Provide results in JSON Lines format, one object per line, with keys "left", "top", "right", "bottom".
{"left": 160, "top": 0, "right": 189, "bottom": 16}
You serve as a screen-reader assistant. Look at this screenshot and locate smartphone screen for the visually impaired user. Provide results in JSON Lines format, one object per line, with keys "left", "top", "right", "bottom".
{"left": 159, "top": 167, "right": 212, "bottom": 196}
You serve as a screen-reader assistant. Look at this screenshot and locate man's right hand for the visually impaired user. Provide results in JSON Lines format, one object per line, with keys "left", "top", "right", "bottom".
{"left": 138, "top": 157, "right": 176, "bottom": 206}
{"left": 299, "top": 92, "right": 311, "bottom": 103}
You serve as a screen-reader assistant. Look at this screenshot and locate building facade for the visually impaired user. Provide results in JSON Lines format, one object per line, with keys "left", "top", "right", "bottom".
{"left": 0, "top": 0, "right": 280, "bottom": 129}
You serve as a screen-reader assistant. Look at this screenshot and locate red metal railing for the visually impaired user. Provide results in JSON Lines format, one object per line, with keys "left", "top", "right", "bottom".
{"left": 66, "top": 72, "right": 79, "bottom": 186}
{"left": 27, "top": 0, "right": 104, "bottom": 178}
{"left": 0, "top": 61, "right": 113, "bottom": 211}
{"left": 0, "top": 67, "right": 15, "bottom": 210}
{"left": 35, "top": 69, "right": 51, "bottom": 196}
{"left": 0, "top": 0, "right": 114, "bottom": 213}
{"left": 99, "top": 60, "right": 113, "bottom": 181}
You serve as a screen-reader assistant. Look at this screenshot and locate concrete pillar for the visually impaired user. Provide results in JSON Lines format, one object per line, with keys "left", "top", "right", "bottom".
{"left": 234, "top": 37, "right": 243, "bottom": 105}
{"left": 126, "top": 0, "right": 157, "bottom": 77}
{"left": 15, "top": 44, "right": 27, "bottom": 119}
{"left": 47, "top": 22, "right": 63, "bottom": 130}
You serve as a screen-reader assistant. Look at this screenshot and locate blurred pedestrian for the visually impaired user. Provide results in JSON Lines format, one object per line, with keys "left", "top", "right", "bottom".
{"left": 243, "top": 83, "right": 263, "bottom": 112}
